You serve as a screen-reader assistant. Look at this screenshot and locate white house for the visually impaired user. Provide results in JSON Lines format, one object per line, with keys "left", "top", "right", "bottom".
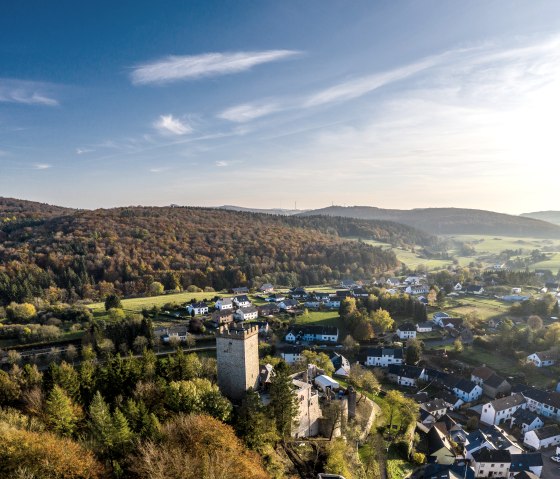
{"left": 509, "top": 453, "right": 543, "bottom": 478}
{"left": 259, "top": 283, "right": 274, "bottom": 293}
{"left": 363, "top": 347, "right": 404, "bottom": 367}
{"left": 511, "top": 287, "right": 522, "bottom": 295}
{"left": 527, "top": 351, "right": 557, "bottom": 368}
{"left": 521, "top": 387, "right": 560, "bottom": 420}
{"left": 396, "top": 323, "right": 417, "bottom": 340}
{"left": 453, "top": 283, "right": 463, "bottom": 291}
{"left": 432, "top": 312, "right": 450, "bottom": 327}
{"left": 387, "top": 364, "right": 424, "bottom": 387}
{"left": 471, "top": 449, "right": 511, "bottom": 478}
{"left": 285, "top": 326, "right": 339, "bottom": 343}
{"left": 233, "top": 295, "right": 252, "bottom": 308}
{"left": 186, "top": 302, "right": 209, "bottom": 315}
{"left": 452, "top": 379, "right": 483, "bottom": 403}
{"left": 480, "top": 394, "right": 526, "bottom": 426}
{"left": 404, "top": 275, "right": 423, "bottom": 285}
{"left": 314, "top": 375, "right": 340, "bottom": 393}
{"left": 234, "top": 306, "right": 258, "bottom": 321}
{"left": 281, "top": 347, "right": 303, "bottom": 364}
{"left": 278, "top": 299, "right": 299, "bottom": 311}
{"left": 416, "top": 322, "right": 433, "bottom": 333}
{"left": 420, "top": 398, "right": 450, "bottom": 420}
{"left": 214, "top": 297, "right": 233, "bottom": 311}
{"left": 386, "top": 277, "right": 401, "bottom": 287}
{"left": 465, "top": 284, "right": 485, "bottom": 295}
{"left": 405, "top": 285, "right": 430, "bottom": 295}
{"left": 524, "top": 424, "right": 560, "bottom": 450}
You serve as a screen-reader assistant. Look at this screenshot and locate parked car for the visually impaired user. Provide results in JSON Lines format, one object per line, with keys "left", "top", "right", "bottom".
{"left": 550, "top": 456, "right": 560, "bottom": 463}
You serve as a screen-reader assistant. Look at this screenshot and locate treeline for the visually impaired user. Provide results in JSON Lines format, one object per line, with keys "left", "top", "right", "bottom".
{"left": 0, "top": 206, "right": 403, "bottom": 304}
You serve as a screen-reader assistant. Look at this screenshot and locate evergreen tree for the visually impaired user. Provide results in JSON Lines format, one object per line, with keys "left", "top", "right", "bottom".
{"left": 104, "top": 294, "right": 122, "bottom": 311}
{"left": 269, "top": 362, "right": 298, "bottom": 438}
{"left": 45, "top": 385, "right": 81, "bottom": 437}
{"left": 89, "top": 391, "right": 115, "bottom": 453}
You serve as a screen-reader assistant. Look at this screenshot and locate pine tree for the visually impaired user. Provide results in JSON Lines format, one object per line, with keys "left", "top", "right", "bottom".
{"left": 89, "top": 391, "right": 115, "bottom": 452}
{"left": 111, "top": 408, "right": 134, "bottom": 455}
{"left": 45, "top": 385, "right": 81, "bottom": 437}
{"left": 269, "top": 362, "right": 298, "bottom": 438}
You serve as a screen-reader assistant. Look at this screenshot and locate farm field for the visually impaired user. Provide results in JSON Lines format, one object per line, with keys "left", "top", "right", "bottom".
{"left": 443, "top": 296, "right": 510, "bottom": 321}
{"left": 294, "top": 310, "right": 340, "bottom": 326}
{"left": 446, "top": 234, "right": 560, "bottom": 254}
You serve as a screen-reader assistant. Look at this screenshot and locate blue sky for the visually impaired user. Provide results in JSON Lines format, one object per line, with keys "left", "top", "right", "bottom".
{"left": 1, "top": 1, "right": 560, "bottom": 213}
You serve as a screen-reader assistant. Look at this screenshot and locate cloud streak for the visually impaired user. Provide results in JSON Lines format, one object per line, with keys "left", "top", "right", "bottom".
{"left": 153, "top": 114, "right": 193, "bottom": 135}
{"left": 217, "top": 102, "right": 280, "bottom": 123}
{"left": 130, "top": 50, "right": 301, "bottom": 85}
{"left": 0, "top": 79, "right": 59, "bottom": 106}
{"left": 34, "top": 163, "right": 52, "bottom": 170}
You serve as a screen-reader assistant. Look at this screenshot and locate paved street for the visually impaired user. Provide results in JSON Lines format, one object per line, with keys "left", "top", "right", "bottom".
{"left": 540, "top": 447, "right": 560, "bottom": 479}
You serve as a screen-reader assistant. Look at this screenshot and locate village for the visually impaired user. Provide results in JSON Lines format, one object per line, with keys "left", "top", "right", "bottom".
{"left": 143, "top": 268, "right": 560, "bottom": 479}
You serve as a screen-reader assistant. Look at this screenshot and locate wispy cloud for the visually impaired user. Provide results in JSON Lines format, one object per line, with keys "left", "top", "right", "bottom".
{"left": 76, "top": 148, "right": 95, "bottom": 155}
{"left": 217, "top": 102, "right": 280, "bottom": 123}
{"left": 149, "top": 166, "right": 170, "bottom": 173}
{"left": 215, "top": 160, "right": 229, "bottom": 167}
{"left": 153, "top": 114, "right": 193, "bottom": 135}
{"left": 0, "top": 79, "right": 59, "bottom": 106}
{"left": 33, "top": 163, "right": 52, "bottom": 170}
{"left": 130, "top": 50, "right": 301, "bottom": 85}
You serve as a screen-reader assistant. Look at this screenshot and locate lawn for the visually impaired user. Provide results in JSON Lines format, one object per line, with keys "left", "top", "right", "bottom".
{"left": 443, "top": 296, "right": 510, "bottom": 321}
{"left": 294, "top": 310, "right": 340, "bottom": 326}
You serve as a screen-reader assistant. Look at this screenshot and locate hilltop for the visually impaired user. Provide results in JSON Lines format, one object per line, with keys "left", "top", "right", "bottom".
{"left": 0, "top": 200, "right": 436, "bottom": 304}
{"left": 298, "top": 205, "right": 560, "bottom": 238}
{"left": 218, "top": 205, "right": 307, "bottom": 216}
{"left": 521, "top": 211, "right": 560, "bottom": 226}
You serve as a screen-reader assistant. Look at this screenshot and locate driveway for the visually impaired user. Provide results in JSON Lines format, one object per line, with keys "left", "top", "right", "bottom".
{"left": 540, "top": 447, "right": 560, "bottom": 479}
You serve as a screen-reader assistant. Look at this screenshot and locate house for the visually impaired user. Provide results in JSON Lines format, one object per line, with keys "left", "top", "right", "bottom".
{"left": 386, "top": 277, "right": 401, "bottom": 287}
{"left": 266, "top": 293, "right": 286, "bottom": 303}
{"left": 161, "top": 325, "right": 189, "bottom": 343}
{"left": 214, "top": 297, "right": 233, "bottom": 310}
{"left": 472, "top": 366, "right": 496, "bottom": 386}
{"left": 452, "top": 379, "right": 483, "bottom": 403}
{"left": 290, "top": 287, "right": 308, "bottom": 299}
{"left": 453, "top": 283, "right": 463, "bottom": 291}
{"left": 427, "top": 423, "right": 456, "bottom": 465}
{"left": 258, "top": 303, "right": 280, "bottom": 317}
{"left": 510, "top": 408, "right": 544, "bottom": 434}
{"left": 340, "top": 278, "right": 359, "bottom": 288}
{"left": 259, "top": 283, "right": 274, "bottom": 293}
{"left": 278, "top": 299, "right": 299, "bottom": 311}
{"left": 433, "top": 312, "right": 451, "bottom": 326}
{"left": 483, "top": 374, "right": 512, "bottom": 399}
{"left": 526, "top": 351, "right": 557, "bottom": 368}
{"left": 405, "top": 275, "right": 423, "bottom": 285}
{"left": 437, "top": 390, "right": 464, "bottom": 410}
{"left": 524, "top": 424, "right": 560, "bottom": 450}
{"left": 406, "top": 285, "right": 430, "bottom": 295}
{"left": 421, "top": 398, "right": 451, "bottom": 420}
{"left": 312, "top": 292, "right": 332, "bottom": 302}
{"left": 351, "top": 288, "right": 369, "bottom": 298}
{"left": 363, "top": 347, "right": 404, "bottom": 367}
{"left": 331, "top": 353, "right": 351, "bottom": 376}
{"left": 234, "top": 306, "right": 259, "bottom": 321}
{"left": 471, "top": 449, "right": 511, "bottom": 478}
{"left": 231, "top": 286, "right": 249, "bottom": 295}
{"left": 442, "top": 317, "right": 464, "bottom": 330}
{"left": 303, "top": 300, "right": 321, "bottom": 309}
{"left": 521, "top": 387, "right": 560, "bottom": 420}
{"left": 511, "top": 287, "right": 522, "bottom": 295}
{"left": 211, "top": 310, "right": 234, "bottom": 326}
{"left": 281, "top": 346, "right": 304, "bottom": 364}
{"left": 285, "top": 325, "right": 339, "bottom": 343}
{"left": 416, "top": 321, "right": 434, "bottom": 333}
{"left": 397, "top": 322, "right": 417, "bottom": 340}
{"left": 325, "top": 298, "right": 341, "bottom": 309}
{"left": 233, "top": 295, "right": 252, "bottom": 308}
{"left": 545, "top": 282, "right": 560, "bottom": 292}
{"left": 509, "top": 453, "right": 543, "bottom": 478}
{"left": 480, "top": 394, "right": 527, "bottom": 426}
{"left": 465, "top": 284, "right": 485, "bottom": 295}
{"left": 387, "top": 364, "right": 424, "bottom": 387}
{"left": 246, "top": 320, "right": 270, "bottom": 335}
{"left": 186, "top": 302, "right": 209, "bottom": 315}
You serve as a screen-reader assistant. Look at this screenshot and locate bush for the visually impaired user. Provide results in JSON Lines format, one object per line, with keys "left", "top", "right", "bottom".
{"left": 412, "top": 452, "right": 426, "bottom": 465}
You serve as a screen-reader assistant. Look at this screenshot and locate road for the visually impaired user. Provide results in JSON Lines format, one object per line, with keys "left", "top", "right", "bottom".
{"left": 540, "top": 447, "right": 560, "bottom": 479}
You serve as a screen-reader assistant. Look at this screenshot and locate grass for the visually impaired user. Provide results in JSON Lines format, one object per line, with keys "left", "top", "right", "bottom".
{"left": 386, "top": 448, "right": 414, "bottom": 479}
{"left": 443, "top": 295, "right": 510, "bottom": 321}
{"left": 294, "top": 310, "right": 340, "bottom": 326}
{"left": 446, "top": 235, "right": 560, "bottom": 254}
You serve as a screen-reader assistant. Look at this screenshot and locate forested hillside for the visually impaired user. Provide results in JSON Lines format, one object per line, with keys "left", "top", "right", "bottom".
{"left": 0, "top": 203, "right": 432, "bottom": 304}
{"left": 299, "top": 205, "right": 560, "bottom": 237}
{"left": 521, "top": 211, "right": 560, "bottom": 226}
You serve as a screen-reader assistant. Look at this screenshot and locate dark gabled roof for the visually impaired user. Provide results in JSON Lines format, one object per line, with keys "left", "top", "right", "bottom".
{"left": 417, "top": 321, "right": 433, "bottom": 328}
{"left": 398, "top": 322, "right": 416, "bottom": 332}
{"left": 424, "top": 464, "right": 474, "bottom": 479}
{"left": 509, "top": 453, "right": 543, "bottom": 471}
{"left": 438, "top": 390, "right": 461, "bottom": 405}
{"left": 453, "top": 379, "right": 478, "bottom": 394}
{"left": 388, "top": 364, "right": 423, "bottom": 379}
{"left": 281, "top": 345, "right": 304, "bottom": 354}
{"left": 423, "top": 368, "right": 450, "bottom": 382}
{"left": 485, "top": 373, "right": 509, "bottom": 389}
{"left": 472, "top": 366, "right": 495, "bottom": 381}
{"left": 472, "top": 448, "right": 511, "bottom": 463}
{"left": 513, "top": 472, "right": 540, "bottom": 479}
{"left": 521, "top": 387, "right": 560, "bottom": 410}
{"left": 512, "top": 407, "right": 540, "bottom": 425}
{"left": 443, "top": 375, "right": 462, "bottom": 389}
{"left": 330, "top": 352, "right": 349, "bottom": 369}
{"left": 237, "top": 306, "right": 258, "bottom": 314}
{"left": 465, "top": 284, "right": 484, "bottom": 292}
{"left": 489, "top": 393, "right": 526, "bottom": 412}
{"left": 234, "top": 295, "right": 250, "bottom": 302}
{"left": 281, "top": 298, "right": 299, "bottom": 307}
{"left": 191, "top": 301, "right": 208, "bottom": 308}
{"left": 364, "top": 347, "right": 404, "bottom": 359}
{"left": 288, "top": 325, "right": 338, "bottom": 337}
{"left": 534, "top": 424, "right": 560, "bottom": 440}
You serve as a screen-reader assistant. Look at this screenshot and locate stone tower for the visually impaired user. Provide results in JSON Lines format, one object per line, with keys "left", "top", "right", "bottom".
{"left": 216, "top": 324, "right": 259, "bottom": 402}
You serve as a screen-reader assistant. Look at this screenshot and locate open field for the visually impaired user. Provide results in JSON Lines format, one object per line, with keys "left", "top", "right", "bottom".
{"left": 443, "top": 295, "right": 510, "bottom": 321}
{"left": 294, "top": 310, "right": 340, "bottom": 326}
{"left": 446, "top": 234, "right": 560, "bottom": 254}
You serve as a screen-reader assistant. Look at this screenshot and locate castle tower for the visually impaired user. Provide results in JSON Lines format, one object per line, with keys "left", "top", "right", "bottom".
{"left": 216, "top": 324, "right": 260, "bottom": 401}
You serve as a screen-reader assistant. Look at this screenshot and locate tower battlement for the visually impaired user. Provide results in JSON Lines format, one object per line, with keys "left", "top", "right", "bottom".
{"left": 216, "top": 324, "right": 259, "bottom": 339}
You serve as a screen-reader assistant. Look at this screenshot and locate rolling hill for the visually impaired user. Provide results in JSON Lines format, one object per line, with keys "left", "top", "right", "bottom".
{"left": 0, "top": 199, "right": 436, "bottom": 304}
{"left": 521, "top": 211, "right": 560, "bottom": 226}
{"left": 218, "top": 205, "right": 307, "bottom": 215}
{"left": 298, "top": 206, "right": 560, "bottom": 238}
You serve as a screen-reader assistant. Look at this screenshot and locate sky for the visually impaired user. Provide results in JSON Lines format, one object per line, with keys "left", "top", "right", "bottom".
{"left": 1, "top": 1, "right": 560, "bottom": 214}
